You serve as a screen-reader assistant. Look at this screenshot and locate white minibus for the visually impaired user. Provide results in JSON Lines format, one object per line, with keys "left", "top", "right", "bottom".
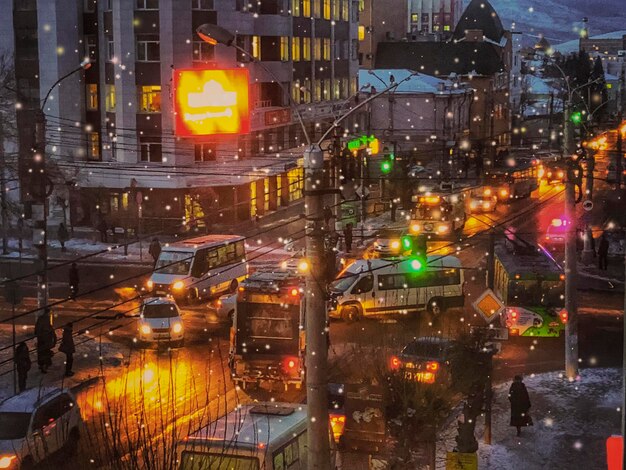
{"left": 147, "top": 235, "right": 247, "bottom": 302}
{"left": 328, "top": 256, "right": 464, "bottom": 321}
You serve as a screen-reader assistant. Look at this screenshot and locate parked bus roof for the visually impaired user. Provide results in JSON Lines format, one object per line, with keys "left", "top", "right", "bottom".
{"left": 494, "top": 243, "right": 562, "bottom": 276}
{"left": 162, "top": 234, "right": 245, "bottom": 251}
{"left": 181, "top": 403, "right": 307, "bottom": 450}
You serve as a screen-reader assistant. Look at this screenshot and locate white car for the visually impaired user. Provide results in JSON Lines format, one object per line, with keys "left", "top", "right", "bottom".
{"left": 0, "top": 387, "right": 83, "bottom": 469}
{"left": 207, "top": 292, "right": 237, "bottom": 324}
{"left": 138, "top": 297, "right": 184, "bottom": 346}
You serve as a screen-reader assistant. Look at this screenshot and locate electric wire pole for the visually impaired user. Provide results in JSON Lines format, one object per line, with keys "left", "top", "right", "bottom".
{"left": 304, "top": 145, "right": 330, "bottom": 470}
{"left": 33, "top": 110, "right": 48, "bottom": 319}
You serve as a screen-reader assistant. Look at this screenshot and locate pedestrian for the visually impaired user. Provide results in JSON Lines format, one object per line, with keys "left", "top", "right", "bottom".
{"left": 97, "top": 216, "right": 108, "bottom": 243}
{"left": 598, "top": 232, "right": 609, "bottom": 270}
{"left": 14, "top": 342, "right": 31, "bottom": 393}
{"left": 149, "top": 237, "right": 162, "bottom": 264}
{"left": 34, "top": 312, "right": 56, "bottom": 374}
{"left": 69, "top": 262, "right": 79, "bottom": 300}
{"left": 59, "top": 323, "right": 75, "bottom": 377}
{"left": 508, "top": 375, "right": 532, "bottom": 436}
{"left": 475, "top": 156, "right": 484, "bottom": 176}
{"left": 323, "top": 206, "right": 333, "bottom": 228}
{"left": 57, "top": 222, "right": 69, "bottom": 252}
{"left": 343, "top": 223, "right": 353, "bottom": 253}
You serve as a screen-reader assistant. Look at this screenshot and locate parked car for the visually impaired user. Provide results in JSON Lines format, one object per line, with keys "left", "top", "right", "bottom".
{"left": 390, "top": 337, "right": 455, "bottom": 384}
{"left": 0, "top": 387, "right": 83, "bottom": 469}
{"left": 137, "top": 297, "right": 184, "bottom": 347}
{"left": 207, "top": 292, "right": 237, "bottom": 324}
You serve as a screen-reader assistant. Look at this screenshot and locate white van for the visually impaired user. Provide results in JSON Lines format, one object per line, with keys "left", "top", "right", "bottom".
{"left": 328, "top": 256, "right": 464, "bottom": 321}
{"left": 176, "top": 403, "right": 335, "bottom": 470}
{"left": 147, "top": 235, "right": 247, "bottom": 302}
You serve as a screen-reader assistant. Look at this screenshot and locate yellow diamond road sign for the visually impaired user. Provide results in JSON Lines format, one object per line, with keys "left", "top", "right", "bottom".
{"left": 473, "top": 288, "right": 505, "bottom": 323}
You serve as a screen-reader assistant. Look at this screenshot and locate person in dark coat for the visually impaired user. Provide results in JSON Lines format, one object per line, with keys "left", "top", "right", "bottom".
{"left": 57, "top": 223, "right": 69, "bottom": 252}
{"left": 598, "top": 232, "right": 609, "bottom": 270}
{"left": 149, "top": 238, "right": 162, "bottom": 264}
{"left": 14, "top": 342, "right": 31, "bottom": 392}
{"left": 69, "top": 262, "right": 79, "bottom": 300}
{"left": 34, "top": 312, "right": 56, "bottom": 373}
{"left": 343, "top": 223, "right": 353, "bottom": 253}
{"left": 59, "top": 323, "right": 76, "bottom": 377}
{"left": 509, "top": 375, "right": 532, "bottom": 436}
{"left": 97, "top": 217, "right": 108, "bottom": 243}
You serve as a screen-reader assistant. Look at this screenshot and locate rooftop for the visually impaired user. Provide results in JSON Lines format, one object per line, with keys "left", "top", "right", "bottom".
{"left": 452, "top": 0, "right": 505, "bottom": 44}
{"left": 358, "top": 69, "right": 469, "bottom": 94}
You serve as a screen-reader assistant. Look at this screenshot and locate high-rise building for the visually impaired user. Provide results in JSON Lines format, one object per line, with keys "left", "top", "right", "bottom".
{"left": 2, "top": 0, "right": 359, "bottom": 230}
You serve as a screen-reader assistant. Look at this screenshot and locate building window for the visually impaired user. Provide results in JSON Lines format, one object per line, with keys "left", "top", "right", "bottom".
{"left": 192, "top": 0, "right": 213, "bottom": 9}
{"left": 302, "top": 37, "right": 311, "bottom": 60}
{"left": 136, "top": 35, "right": 160, "bottom": 62}
{"left": 332, "top": 0, "right": 340, "bottom": 19}
{"left": 341, "top": 0, "right": 348, "bottom": 20}
{"left": 86, "top": 84, "right": 98, "bottom": 110}
{"left": 411, "top": 13, "right": 418, "bottom": 22}
{"left": 303, "top": 77, "right": 311, "bottom": 103}
{"left": 323, "top": 79, "right": 330, "bottom": 98}
{"left": 87, "top": 132, "right": 100, "bottom": 160}
{"left": 194, "top": 143, "right": 216, "bottom": 162}
{"left": 341, "top": 77, "right": 349, "bottom": 98}
{"left": 251, "top": 36, "right": 261, "bottom": 59}
{"left": 323, "top": 38, "right": 331, "bottom": 60}
{"left": 358, "top": 25, "right": 365, "bottom": 41}
{"left": 292, "top": 0, "right": 300, "bottom": 16}
{"left": 106, "top": 35, "right": 114, "bottom": 61}
{"left": 313, "top": 0, "right": 320, "bottom": 17}
{"left": 140, "top": 137, "right": 162, "bottom": 162}
{"left": 323, "top": 0, "right": 330, "bottom": 19}
{"left": 314, "top": 38, "right": 321, "bottom": 60}
{"left": 444, "top": 25, "right": 450, "bottom": 31}
{"left": 351, "top": 39, "right": 358, "bottom": 60}
{"left": 193, "top": 40, "right": 214, "bottom": 62}
{"left": 138, "top": 85, "right": 161, "bottom": 112}
{"left": 85, "top": 35, "right": 97, "bottom": 61}
{"left": 280, "top": 37, "right": 290, "bottom": 61}
{"left": 292, "top": 37, "right": 301, "bottom": 61}
{"left": 350, "top": 76, "right": 357, "bottom": 95}
{"left": 84, "top": 0, "right": 96, "bottom": 12}
{"left": 314, "top": 79, "right": 321, "bottom": 102}
{"left": 333, "top": 78, "right": 341, "bottom": 99}
{"left": 302, "top": 0, "right": 310, "bottom": 16}
{"left": 292, "top": 80, "right": 301, "bottom": 104}
{"left": 288, "top": 167, "right": 304, "bottom": 201}
{"left": 105, "top": 84, "right": 116, "bottom": 112}
{"left": 358, "top": 0, "right": 364, "bottom": 11}
{"left": 136, "top": 0, "right": 158, "bottom": 9}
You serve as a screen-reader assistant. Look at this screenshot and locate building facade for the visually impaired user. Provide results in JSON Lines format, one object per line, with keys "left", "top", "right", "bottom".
{"left": 4, "top": 0, "right": 359, "bottom": 232}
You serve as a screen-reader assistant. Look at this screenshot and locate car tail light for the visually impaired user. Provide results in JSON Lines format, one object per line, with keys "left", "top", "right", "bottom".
{"left": 390, "top": 356, "right": 401, "bottom": 370}
{"left": 426, "top": 361, "right": 439, "bottom": 372}
{"left": 510, "top": 309, "right": 518, "bottom": 322}
{"left": 290, "top": 288, "right": 299, "bottom": 297}
{"left": 560, "top": 310, "right": 568, "bottom": 324}
{"left": 283, "top": 357, "right": 299, "bottom": 374}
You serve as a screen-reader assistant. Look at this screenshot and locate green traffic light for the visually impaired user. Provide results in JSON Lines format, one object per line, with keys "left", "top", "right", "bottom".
{"left": 381, "top": 160, "right": 392, "bottom": 174}
{"left": 570, "top": 111, "right": 582, "bottom": 125}
{"left": 409, "top": 258, "right": 423, "bottom": 272}
{"left": 402, "top": 236, "right": 413, "bottom": 251}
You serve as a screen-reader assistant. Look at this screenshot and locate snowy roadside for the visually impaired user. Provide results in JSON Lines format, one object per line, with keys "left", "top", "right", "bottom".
{"left": 437, "top": 368, "right": 621, "bottom": 470}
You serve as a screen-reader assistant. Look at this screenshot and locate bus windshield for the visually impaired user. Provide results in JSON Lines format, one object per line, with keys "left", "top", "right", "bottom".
{"left": 179, "top": 452, "right": 259, "bottom": 470}
{"left": 237, "top": 302, "right": 299, "bottom": 355}
{"left": 507, "top": 279, "right": 564, "bottom": 308}
{"left": 413, "top": 203, "right": 450, "bottom": 220}
{"left": 155, "top": 251, "right": 193, "bottom": 275}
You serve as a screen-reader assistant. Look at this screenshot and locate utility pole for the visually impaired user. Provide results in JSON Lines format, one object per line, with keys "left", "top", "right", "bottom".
{"left": 564, "top": 159, "right": 579, "bottom": 380}
{"left": 0, "top": 112, "right": 9, "bottom": 255}
{"left": 303, "top": 145, "right": 330, "bottom": 470}
{"left": 616, "top": 65, "right": 624, "bottom": 189}
{"left": 33, "top": 110, "right": 48, "bottom": 320}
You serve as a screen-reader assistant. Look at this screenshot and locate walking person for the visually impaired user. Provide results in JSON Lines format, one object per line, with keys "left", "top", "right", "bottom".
{"left": 69, "top": 262, "right": 79, "bottom": 300}
{"left": 508, "top": 375, "right": 532, "bottom": 436}
{"left": 97, "top": 216, "right": 108, "bottom": 243}
{"left": 34, "top": 312, "right": 56, "bottom": 374}
{"left": 598, "top": 232, "right": 609, "bottom": 270}
{"left": 59, "top": 323, "right": 75, "bottom": 377}
{"left": 149, "top": 237, "right": 162, "bottom": 265}
{"left": 57, "top": 222, "right": 69, "bottom": 252}
{"left": 343, "top": 223, "right": 353, "bottom": 253}
{"left": 14, "top": 342, "right": 31, "bottom": 393}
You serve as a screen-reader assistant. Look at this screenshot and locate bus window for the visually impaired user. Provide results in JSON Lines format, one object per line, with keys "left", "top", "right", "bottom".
{"left": 236, "top": 241, "right": 246, "bottom": 260}
{"left": 155, "top": 251, "right": 193, "bottom": 275}
{"left": 179, "top": 452, "right": 259, "bottom": 470}
{"left": 351, "top": 275, "right": 373, "bottom": 294}
{"left": 217, "top": 246, "right": 229, "bottom": 266}
{"left": 273, "top": 453, "right": 284, "bottom": 470}
{"left": 378, "top": 274, "right": 407, "bottom": 290}
{"left": 191, "top": 249, "right": 208, "bottom": 278}
{"left": 208, "top": 249, "right": 219, "bottom": 269}
{"left": 226, "top": 243, "right": 236, "bottom": 262}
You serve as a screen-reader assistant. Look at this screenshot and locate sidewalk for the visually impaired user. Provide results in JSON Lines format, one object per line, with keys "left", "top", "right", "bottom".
{"left": 437, "top": 368, "right": 621, "bottom": 470}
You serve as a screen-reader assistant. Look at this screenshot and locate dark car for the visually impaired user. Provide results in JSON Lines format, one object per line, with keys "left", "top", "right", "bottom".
{"left": 390, "top": 337, "right": 455, "bottom": 384}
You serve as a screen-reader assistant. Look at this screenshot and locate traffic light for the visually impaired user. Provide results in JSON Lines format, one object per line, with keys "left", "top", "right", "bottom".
{"left": 409, "top": 258, "right": 424, "bottom": 272}
{"left": 401, "top": 235, "right": 413, "bottom": 252}
{"left": 569, "top": 111, "right": 582, "bottom": 125}
{"left": 381, "top": 159, "right": 392, "bottom": 174}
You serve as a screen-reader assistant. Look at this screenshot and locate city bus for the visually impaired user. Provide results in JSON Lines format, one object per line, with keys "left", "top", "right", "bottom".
{"left": 176, "top": 403, "right": 336, "bottom": 470}
{"left": 484, "top": 159, "right": 539, "bottom": 202}
{"left": 147, "top": 234, "right": 247, "bottom": 302}
{"left": 328, "top": 256, "right": 465, "bottom": 321}
{"left": 493, "top": 241, "right": 566, "bottom": 337}
{"left": 408, "top": 192, "right": 466, "bottom": 239}
{"left": 230, "top": 270, "right": 305, "bottom": 389}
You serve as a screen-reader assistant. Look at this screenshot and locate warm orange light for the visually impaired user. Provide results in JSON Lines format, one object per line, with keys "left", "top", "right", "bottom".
{"left": 426, "top": 361, "right": 439, "bottom": 372}
{"left": 390, "top": 356, "right": 401, "bottom": 370}
{"left": 420, "top": 196, "right": 441, "bottom": 204}
{"left": 290, "top": 288, "right": 300, "bottom": 297}
{"left": 174, "top": 68, "right": 250, "bottom": 136}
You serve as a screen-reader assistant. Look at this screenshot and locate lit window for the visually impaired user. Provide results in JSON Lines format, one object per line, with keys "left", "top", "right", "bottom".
{"left": 303, "top": 77, "right": 311, "bottom": 103}
{"left": 138, "top": 85, "right": 161, "bottom": 113}
{"left": 280, "top": 36, "right": 289, "bottom": 61}
{"left": 87, "top": 132, "right": 100, "bottom": 160}
{"left": 314, "top": 38, "right": 321, "bottom": 60}
{"left": 323, "top": 79, "right": 330, "bottom": 98}
{"left": 140, "top": 137, "right": 162, "bottom": 162}
{"left": 314, "top": 79, "right": 321, "bottom": 102}
{"left": 323, "top": 0, "right": 330, "bottom": 19}
{"left": 292, "top": 0, "right": 300, "bottom": 16}
{"left": 251, "top": 36, "right": 260, "bottom": 59}
{"left": 136, "top": 0, "right": 158, "bottom": 9}
{"left": 292, "top": 80, "right": 301, "bottom": 104}
{"left": 332, "top": 0, "right": 340, "bottom": 20}
{"left": 193, "top": 40, "right": 214, "bottom": 62}
{"left": 86, "top": 84, "right": 98, "bottom": 110}
{"left": 136, "top": 35, "right": 160, "bottom": 61}
{"left": 292, "top": 37, "right": 301, "bottom": 61}
{"left": 323, "top": 38, "right": 331, "bottom": 60}
{"left": 313, "top": 0, "right": 320, "bottom": 17}
{"left": 303, "top": 0, "right": 310, "bottom": 16}
{"left": 341, "top": 0, "right": 349, "bottom": 20}
{"left": 358, "top": 25, "right": 365, "bottom": 41}
{"left": 302, "top": 37, "right": 311, "bottom": 60}
{"left": 105, "top": 84, "right": 116, "bottom": 112}
{"left": 444, "top": 25, "right": 450, "bottom": 31}
{"left": 411, "top": 13, "right": 418, "bottom": 22}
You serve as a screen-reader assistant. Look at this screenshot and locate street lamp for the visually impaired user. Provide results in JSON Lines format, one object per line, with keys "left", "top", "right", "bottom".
{"left": 33, "top": 57, "right": 91, "bottom": 320}
{"left": 196, "top": 23, "right": 311, "bottom": 146}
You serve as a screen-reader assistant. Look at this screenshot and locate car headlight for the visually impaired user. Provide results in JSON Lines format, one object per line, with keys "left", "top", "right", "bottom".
{"left": 171, "top": 322, "right": 183, "bottom": 334}
{"left": 172, "top": 280, "right": 185, "bottom": 291}
{"left": 500, "top": 189, "right": 508, "bottom": 197}
{"left": 483, "top": 202, "right": 491, "bottom": 210}
{"left": 411, "top": 224, "right": 421, "bottom": 233}
{"left": 140, "top": 324, "right": 152, "bottom": 335}
{"left": 0, "top": 456, "right": 16, "bottom": 469}
{"left": 146, "top": 280, "right": 154, "bottom": 289}
{"left": 437, "top": 225, "right": 449, "bottom": 233}
{"left": 390, "top": 240, "right": 400, "bottom": 250}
